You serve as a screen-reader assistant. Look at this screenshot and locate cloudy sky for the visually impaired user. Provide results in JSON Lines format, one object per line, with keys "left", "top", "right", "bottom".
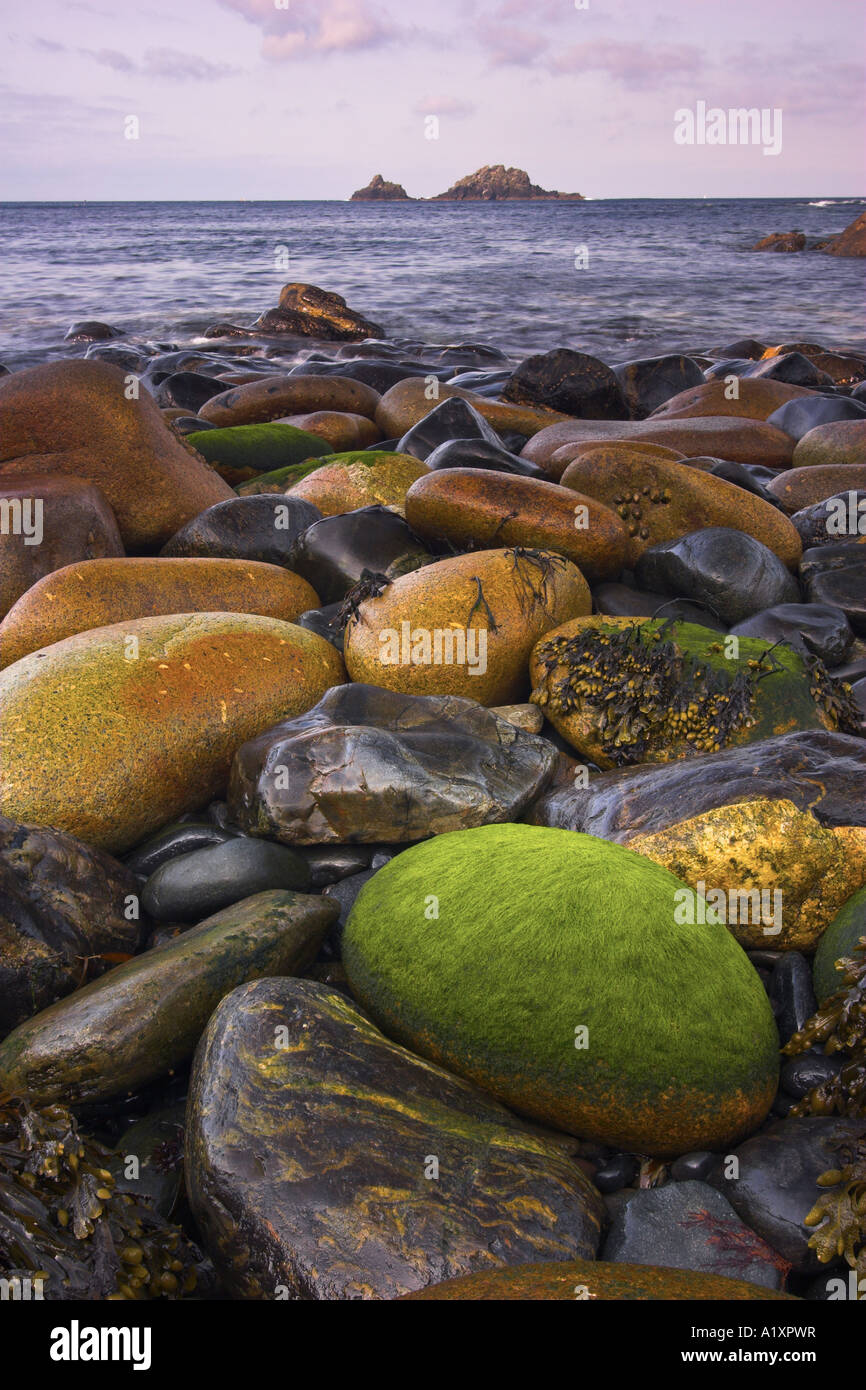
{"left": 1, "top": 0, "right": 863, "bottom": 200}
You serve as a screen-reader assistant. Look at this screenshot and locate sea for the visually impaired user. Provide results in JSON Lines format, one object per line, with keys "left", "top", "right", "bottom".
{"left": 0, "top": 197, "right": 863, "bottom": 372}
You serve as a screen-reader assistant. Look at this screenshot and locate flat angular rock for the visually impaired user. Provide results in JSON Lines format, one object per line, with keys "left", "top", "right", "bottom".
{"left": 0, "top": 815, "right": 141, "bottom": 1038}
{"left": 601, "top": 1181, "right": 786, "bottom": 1289}
{"left": 729, "top": 603, "right": 853, "bottom": 667}
{"left": 612, "top": 354, "right": 705, "bottom": 418}
{"left": 185, "top": 977, "right": 604, "bottom": 1300}
{"left": 524, "top": 729, "right": 866, "bottom": 840}
{"left": 141, "top": 837, "right": 312, "bottom": 921}
{"left": 229, "top": 683, "right": 557, "bottom": 843}
{"left": 396, "top": 396, "right": 502, "bottom": 459}
{"left": 289, "top": 505, "right": 431, "bottom": 603}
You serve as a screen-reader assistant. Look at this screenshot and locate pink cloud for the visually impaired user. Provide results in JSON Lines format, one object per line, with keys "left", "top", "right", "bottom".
{"left": 221, "top": 0, "right": 401, "bottom": 57}
{"left": 414, "top": 95, "right": 476, "bottom": 117}
{"left": 549, "top": 40, "right": 704, "bottom": 87}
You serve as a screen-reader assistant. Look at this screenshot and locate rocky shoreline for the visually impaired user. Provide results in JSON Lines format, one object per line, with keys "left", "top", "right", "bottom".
{"left": 0, "top": 273, "right": 865, "bottom": 1303}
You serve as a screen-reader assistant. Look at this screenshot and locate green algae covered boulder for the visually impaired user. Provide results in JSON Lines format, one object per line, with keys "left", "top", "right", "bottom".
{"left": 402, "top": 1259, "right": 799, "bottom": 1301}
{"left": 343, "top": 823, "right": 779, "bottom": 1157}
{"left": 187, "top": 423, "right": 333, "bottom": 487}
{"left": 530, "top": 616, "right": 859, "bottom": 769}
{"left": 813, "top": 885, "right": 866, "bottom": 1004}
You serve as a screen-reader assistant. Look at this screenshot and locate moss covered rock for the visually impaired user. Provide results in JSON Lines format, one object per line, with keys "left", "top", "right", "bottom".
{"left": 530, "top": 616, "right": 854, "bottom": 769}
{"left": 813, "top": 886, "right": 866, "bottom": 1003}
{"left": 343, "top": 824, "right": 779, "bottom": 1156}
{"left": 403, "top": 1259, "right": 798, "bottom": 1300}
{"left": 185, "top": 423, "right": 332, "bottom": 486}
{"left": 287, "top": 450, "right": 428, "bottom": 515}
{"left": 631, "top": 800, "right": 866, "bottom": 952}
{"left": 275, "top": 411, "right": 382, "bottom": 451}
{"left": 0, "top": 612, "right": 345, "bottom": 853}
{"left": 344, "top": 547, "right": 591, "bottom": 705}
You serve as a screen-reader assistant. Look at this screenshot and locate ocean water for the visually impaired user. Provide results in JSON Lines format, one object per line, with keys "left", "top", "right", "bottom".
{"left": 0, "top": 197, "right": 864, "bottom": 371}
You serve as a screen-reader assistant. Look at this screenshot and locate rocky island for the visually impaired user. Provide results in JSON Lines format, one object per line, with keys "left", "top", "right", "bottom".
{"left": 350, "top": 174, "right": 413, "bottom": 202}
{"left": 430, "top": 164, "right": 584, "bottom": 201}
{"left": 348, "top": 166, "right": 584, "bottom": 202}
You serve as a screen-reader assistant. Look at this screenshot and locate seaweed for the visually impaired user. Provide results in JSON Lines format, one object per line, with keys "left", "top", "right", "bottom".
{"left": 507, "top": 546, "right": 568, "bottom": 618}
{"left": 803, "top": 654, "right": 863, "bottom": 736}
{"left": 531, "top": 621, "right": 765, "bottom": 765}
{"left": 336, "top": 569, "right": 391, "bottom": 632}
{"left": 0, "top": 1095, "right": 211, "bottom": 1301}
{"left": 783, "top": 940, "right": 866, "bottom": 1281}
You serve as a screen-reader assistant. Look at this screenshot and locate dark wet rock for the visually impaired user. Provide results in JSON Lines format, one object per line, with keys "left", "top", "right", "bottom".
{"left": 700, "top": 458, "right": 781, "bottom": 503}
{"left": 801, "top": 543, "right": 866, "bottom": 634}
{"left": 396, "top": 396, "right": 503, "bottom": 460}
{"left": 711, "top": 339, "right": 768, "bottom": 360}
{"left": 601, "top": 1181, "right": 785, "bottom": 1290}
{"left": 141, "top": 838, "right": 312, "bottom": 922}
{"left": 185, "top": 977, "right": 604, "bottom": 1300}
{"left": 750, "top": 232, "right": 806, "bottom": 253}
{"left": 446, "top": 368, "right": 512, "bottom": 392}
{"left": 524, "top": 729, "right": 866, "bottom": 839}
{"left": 323, "top": 866, "right": 381, "bottom": 939}
{"left": 592, "top": 1153, "right": 638, "bottom": 1193}
{"left": 0, "top": 891, "right": 337, "bottom": 1105}
{"left": 744, "top": 353, "right": 834, "bottom": 388}
{"left": 729, "top": 603, "right": 853, "bottom": 667}
{"left": 290, "top": 505, "right": 431, "bottom": 603}
{"left": 503, "top": 348, "right": 629, "bottom": 419}
{"left": 251, "top": 283, "right": 384, "bottom": 341}
{"left": 0, "top": 815, "right": 142, "bottom": 1038}
{"left": 229, "top": 683, "right": 557, "bottom": 844}
{"left": 766, "top": 394, "right": 866, "bottom": 441}
{"left": 792, "top": 492, "right": 866, "bottom": 548}
{"left": 769, "top": 954, "right": 817, "bottom": 1046}
{"left": 708, "top": 1117, "right": 866, "bottom": 1273}
{"left": 124, "top": 822, "right": 239, "bottom": 878}
{"left": 821, "top": 210, "right": 866, "bottom": 258}
{"left": 289, "top": 358, "right": 428, "bottom": 393}
{"left": 634, "top": 528, "right": 800, "bottom": 625}
{"left": 84, "top": 343, "right": 149, "bottom": 371}
{"left": 424, "top": 437, "right": 545, "bottom": 477}
{"left": 64, "top": 320, "right": 122, "bottom": 342}
{"left": 109, "top": 1100, "right": 187, "bottom": 1217}
{"left": 171, "top": 415, "right": 218, "bottom": 436}
{"left": 298, "top": 844, "right": 379, "bottom": 889}
{"left": 160, "top": 494, "right": 321, "bottom": 566}
{"left": 779, "top": 1053, "right": 843, "bottom": 1099}
{"left": 670, "top": 1151, "right": 715, "bottom": 1182}
{"left": 152, "top": 372, "right": 227, "bottom": 413}
{"left": 592, "top": 581, "right": 727, "bottom": 631}
{"left": 295, "top": 602, "right": 344, "bottom": 651}
{"left": 612, "top": 355, "right": 705, "bottom": 419}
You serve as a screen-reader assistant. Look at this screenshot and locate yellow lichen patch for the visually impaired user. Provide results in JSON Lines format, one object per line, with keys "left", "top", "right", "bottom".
{"left": 630, "top": 799, "right": 866, "bottom": 951}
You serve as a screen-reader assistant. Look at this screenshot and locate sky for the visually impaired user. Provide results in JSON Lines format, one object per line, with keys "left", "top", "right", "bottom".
{"left": 1, "top": 0, "right": 863, "bottom": 200}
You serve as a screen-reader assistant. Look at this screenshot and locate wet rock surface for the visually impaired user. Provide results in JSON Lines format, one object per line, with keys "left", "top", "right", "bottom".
{"left": 185, "top": 977, "right": 604, "bottom": 1300}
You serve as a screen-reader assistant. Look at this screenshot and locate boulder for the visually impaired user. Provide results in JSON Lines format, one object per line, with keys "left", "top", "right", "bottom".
{"left": 525, "top": 730, "right": 866, "bottom": 839}
{"left": 0, "top": 557, "right": 320, "bottom": 670}
{"left": 404, "top": 467, "right": 629, "bottom": 581}
{"left": 0, "top": 815, "right": 141, "bottom": 1038}
{"left": 633, "top": 528, "right": 800, "bottom": 624}
{"left": 0, "top": 475, "right": 124, "bottom": 620}
{"left": 287, "top": 450, "right": 427, "bottom": 515}
{"left": 402, "top": 1260, "right": 797, "bottom": 1300}
{"left": 767, "top": 464, "right": 866, "bottom": 513}
{"left": 649, "top": 378, "right": 813, "bottom": 421}
{"left": 630, "top": 799, "right": 866, "bottom": 951}
{"left": 289, "top": 505, "right": 432, "bottom": 603}
{"left": 0, "top": 612, "right": 345, "bottom": 853}
{"left": 558, "top": 452, "right": 801, "bottom": 569}
{"left": 821, "top": 210, "right": 866, "bottom": 257}
{"left": 521, "top": 417, "right": 796, "bottom": 479}
{"left": 0, "top": 891, "right": 336, "bottom": 1105}
{"left": 159, "top": 494, "right": 321, "bottom": 565}
{"left": 528, "top": 617, "right": 843, "bottom": 770}
{"left": 344, "top": 547, "right": 591, "bottom": 705}
{"left": 197, "top": 374, "right": 381, "bottom": 428}
{"left": 792, "top": 420, "right": 866, "bottom": 469}
{"left": 228, "top": 683, "right": 557, "bottom": 843}
{"left": 184, "top": 423, "right": 332, "bottom": 487}
{"left": 813, "top": 886, "right": 866, "bottom": 1003}
{"left": 185, "top": 977, "right": 604, "bottom": 1299}
{"left": 502, "top": 349, "right": 629, "bottom": 419}
{"left": 0, "top": 360, "right": 234, "bottom": 548}
{"left": 612, "top": 354, "right": 705, "bottom": 418}
{"left": 375, "top": 378, "right": 571, "bottom": 442}
{"left": 250, "top": 283, "right": 384, "bottom": 340}
{"left": 343, "top": 824, "right": 779, "bottom": 1156}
